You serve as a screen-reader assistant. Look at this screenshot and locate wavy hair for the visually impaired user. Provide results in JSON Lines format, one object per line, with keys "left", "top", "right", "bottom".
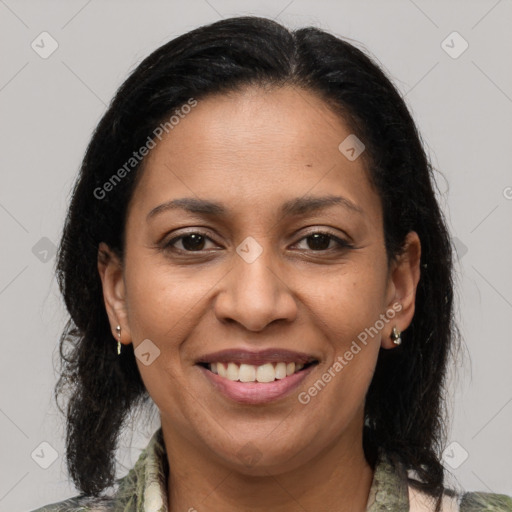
{"left": 55, "top": 16, "right": 458, "bottom": 510}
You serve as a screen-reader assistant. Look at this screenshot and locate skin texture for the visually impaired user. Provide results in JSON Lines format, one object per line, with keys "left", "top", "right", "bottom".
{"left": 98, "top": 85, "right": 421, "bottom": 512}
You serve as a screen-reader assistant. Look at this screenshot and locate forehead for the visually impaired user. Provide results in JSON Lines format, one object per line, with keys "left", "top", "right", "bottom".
{"left": 129, "top": 85, "right": 381, "bottom": 225}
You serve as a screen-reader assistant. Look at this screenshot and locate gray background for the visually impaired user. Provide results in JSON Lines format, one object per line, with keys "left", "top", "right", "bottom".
{"left": 1, "top": 0, "right": 511, "bottom": 510}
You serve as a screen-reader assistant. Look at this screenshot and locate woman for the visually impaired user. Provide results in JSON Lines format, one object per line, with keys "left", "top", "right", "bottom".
{"left": 32, "top": 16, "right": 511, "bottom": 512}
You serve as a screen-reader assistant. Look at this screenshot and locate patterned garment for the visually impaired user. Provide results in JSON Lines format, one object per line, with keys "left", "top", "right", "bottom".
{"left": 30, "top": 428, "right": 512, "bottom": 512}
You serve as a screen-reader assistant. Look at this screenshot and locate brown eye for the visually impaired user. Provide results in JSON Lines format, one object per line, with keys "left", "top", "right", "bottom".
{"left": 305, "top": 233, "right": 332, "bottom": 251}
{"left": 294, "top": 231, "right": 353, "bottom": 252}
{"left": 165, "top": 232, "right": 217, "bottom": 252}
{"left": 180, "top": 234, "right": 206, "bottom": 251}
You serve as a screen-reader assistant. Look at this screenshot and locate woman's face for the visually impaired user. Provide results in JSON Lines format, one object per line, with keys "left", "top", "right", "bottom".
{"left": 100, "top": 85, "right": 420, "bottom": 475}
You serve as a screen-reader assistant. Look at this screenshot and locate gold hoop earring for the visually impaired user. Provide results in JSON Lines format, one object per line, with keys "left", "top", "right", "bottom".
{"left": 115, "top": 325, "right": 121, "bottom": 355}
{"left": 391, "top": 326, "right": 402, "bottom": 346}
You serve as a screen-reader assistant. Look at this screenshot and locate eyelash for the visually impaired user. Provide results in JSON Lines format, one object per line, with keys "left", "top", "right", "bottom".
{"left": 163, "top": 230, "right": 354, "bottom": 255}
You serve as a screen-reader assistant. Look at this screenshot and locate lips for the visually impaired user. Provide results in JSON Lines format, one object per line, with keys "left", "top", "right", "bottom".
{"left": 198, "top": 363, "right": 317, "bottom": 404}
{"left": 195, "top": 348, "right": 319, "bottom": 403}
{"left": 196, "top": 348, "right": 318, "bottom": 366}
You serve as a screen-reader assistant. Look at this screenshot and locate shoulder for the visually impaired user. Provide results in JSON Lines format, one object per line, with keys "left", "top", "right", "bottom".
{"left": 408, "top": 485, "right": 512, "bottom": 512}
{"left": 459, "top": 491, "right": 512, "bottom": 511}
{"left": 27, "top": 494, "right": 116, "bottom": 512}
{"left": 408, "top": 482, "right": 512, "bottom": 512}
{"left": 28, "top": 428, "right": 165, "bottom": 512}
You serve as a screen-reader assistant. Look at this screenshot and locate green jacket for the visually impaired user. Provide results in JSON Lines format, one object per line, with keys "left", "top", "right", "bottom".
{"left": 30, "top": 428, "right": 512, "bottom": 511}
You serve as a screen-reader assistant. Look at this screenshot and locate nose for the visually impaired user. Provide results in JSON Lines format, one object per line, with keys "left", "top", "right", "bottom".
{"left": 213, "top": 241, "right": 298, "bottom": 332}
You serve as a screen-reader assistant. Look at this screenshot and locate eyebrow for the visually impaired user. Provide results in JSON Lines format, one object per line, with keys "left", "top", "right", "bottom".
{"left": 146, "top": 194, "right": 364, "bottom": 221}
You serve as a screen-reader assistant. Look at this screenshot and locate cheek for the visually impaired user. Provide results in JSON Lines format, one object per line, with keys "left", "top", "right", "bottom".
{"left": 123, "top": 254, "right": 218, "bottom": 342}
{"left": 297, "top": 261, "right": 386, "bottom": 393}
{"left": 121, "top": 251, "right": 225, "bottom": 356}
{"left": 124, "top": 275, "right": 173, "bottom": 342}
{"left": 122, "top": 257, "right": 206, "bottom": 420}
{"left": 302, "top": 263, "right": 387, "bottom": 343}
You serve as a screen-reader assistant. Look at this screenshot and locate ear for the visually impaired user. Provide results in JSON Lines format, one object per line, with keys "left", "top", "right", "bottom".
{"left": 381, "top": 231, "right": 421, "bottom": 349}
{"left": 97, "top": 242, "right": 132, "bottom": 346}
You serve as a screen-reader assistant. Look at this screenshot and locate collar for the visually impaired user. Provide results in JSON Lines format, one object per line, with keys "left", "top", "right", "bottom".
{"left": 116, "top": 428, "right": 411, "bottom": 512}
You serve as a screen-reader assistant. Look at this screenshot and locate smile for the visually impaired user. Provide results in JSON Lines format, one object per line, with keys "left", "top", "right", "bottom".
{"left": 195, "top": 349, "right": 319, "bottom": 404}
{"left": 199, "top": 361, "right": 316, "bottom": 383}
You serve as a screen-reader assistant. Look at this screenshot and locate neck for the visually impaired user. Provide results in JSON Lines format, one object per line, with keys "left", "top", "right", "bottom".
{"left": 162, "top": 417, "right": 374, "bottom": 512}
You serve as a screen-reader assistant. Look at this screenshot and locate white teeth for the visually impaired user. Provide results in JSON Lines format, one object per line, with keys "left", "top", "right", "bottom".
{"left": 217, "top": 362, "right": 227, "bottom": 378}
{"left": 239, "top": 363, "right": 256, "bottom": 382}
{"left": 207, "top": 361, "right": 310, "bottom": 382}
{"left": 256, "top": 363, "right": 275, "bottom": 383}
{"left": 226, "top": 362, "right": 239, "bottom": 381}
{"left": 275, "top": 362, "right": 287, "bottom": 379}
